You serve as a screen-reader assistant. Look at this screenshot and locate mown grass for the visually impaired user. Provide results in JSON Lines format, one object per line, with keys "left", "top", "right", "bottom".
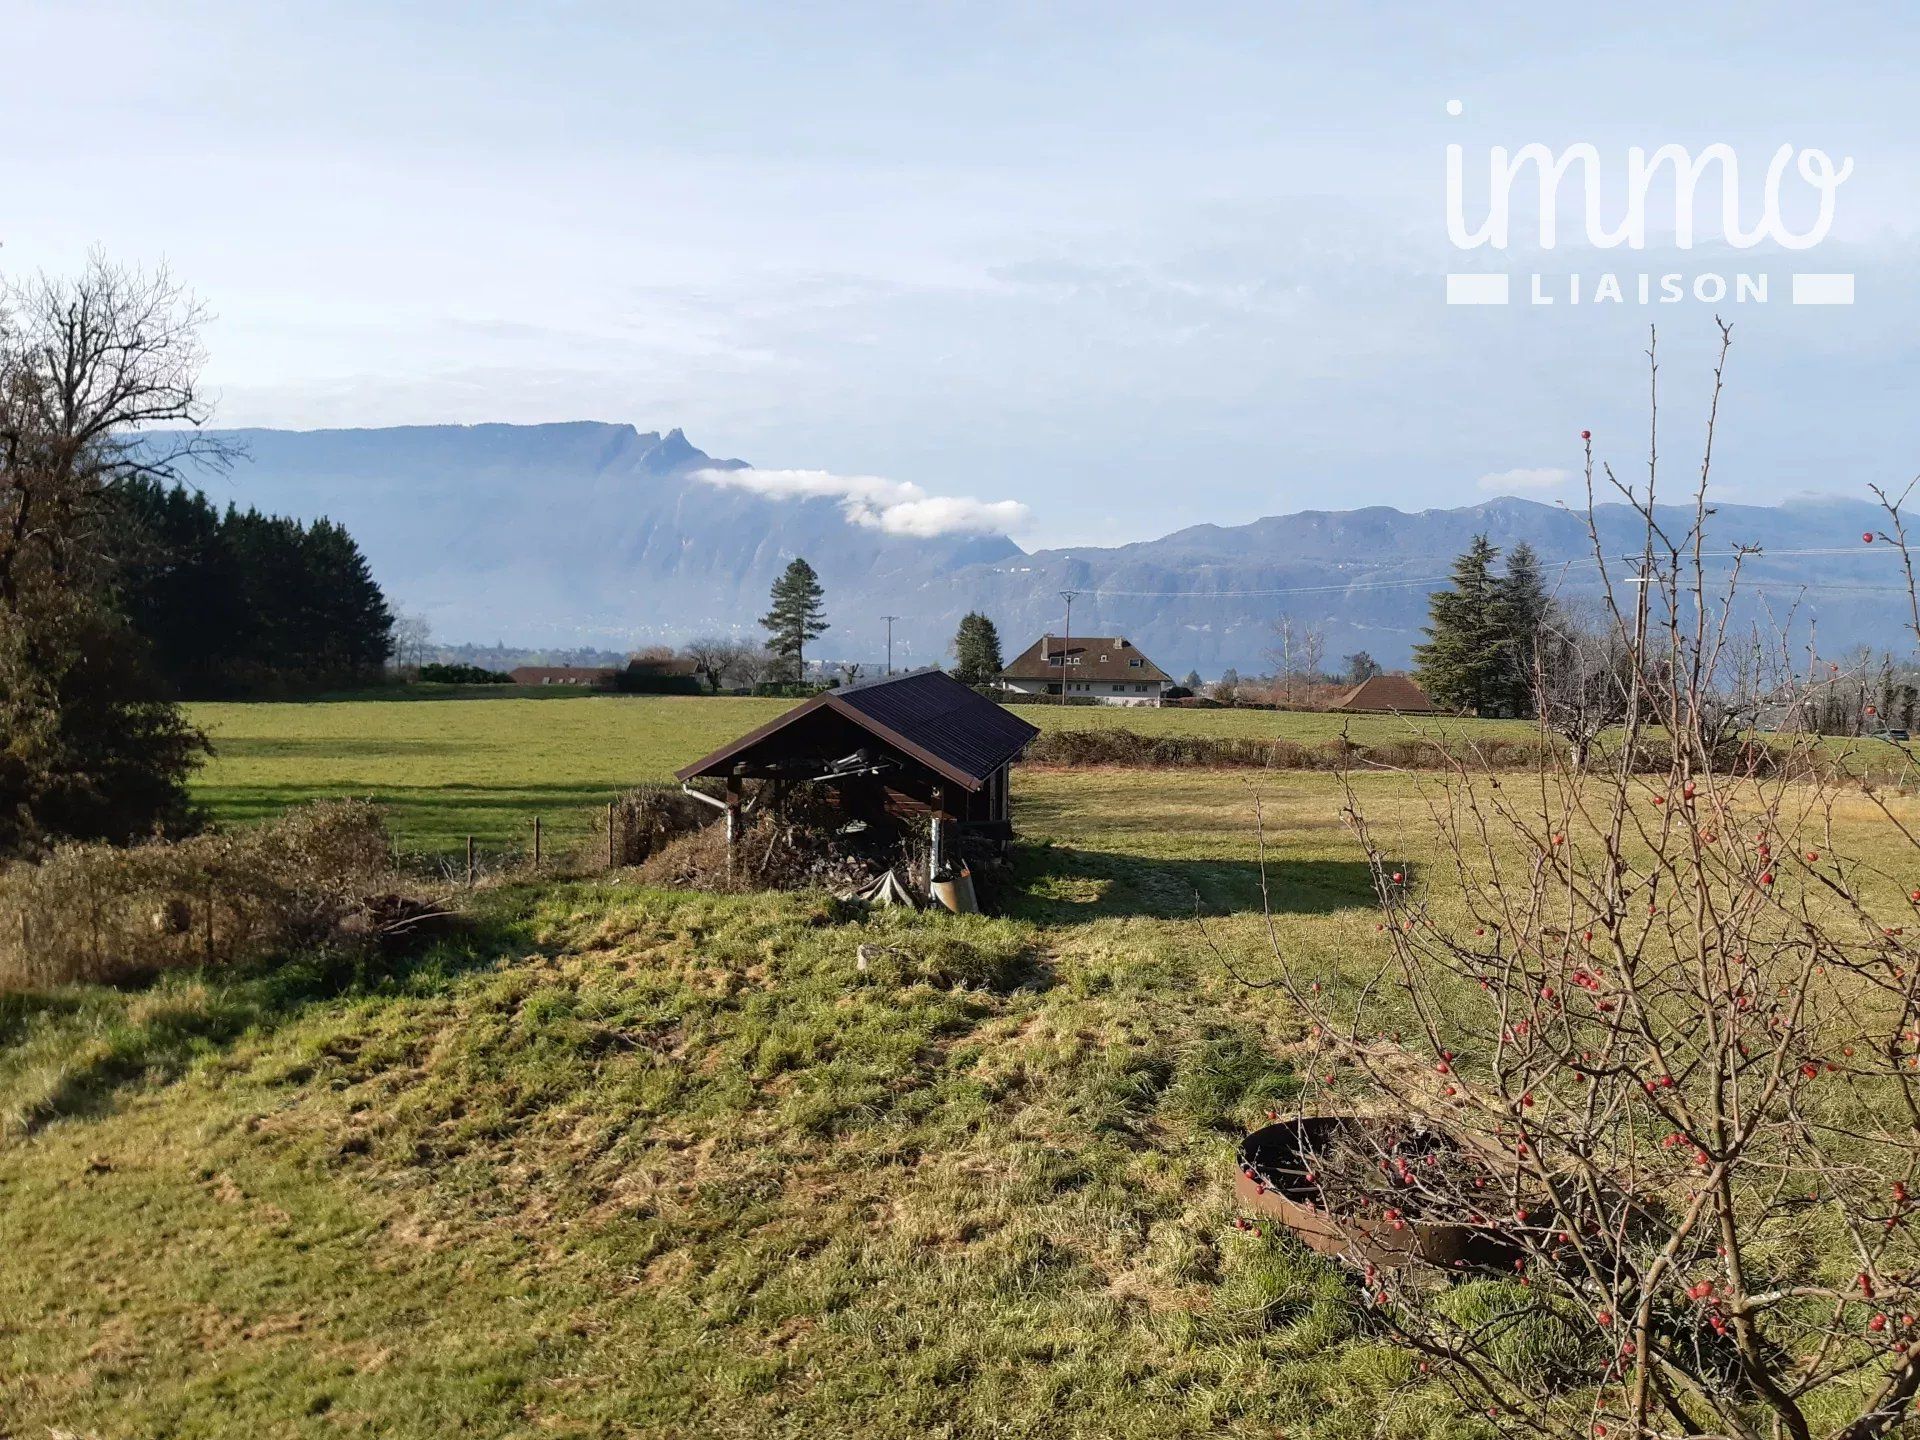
{"left": 183, "top": 693, "right": 1528, "bottom": 855}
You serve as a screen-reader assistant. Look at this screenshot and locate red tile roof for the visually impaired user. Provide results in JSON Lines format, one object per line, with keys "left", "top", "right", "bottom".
{"left": 1332, "top": 674, "right": 1441, "bottom": 713}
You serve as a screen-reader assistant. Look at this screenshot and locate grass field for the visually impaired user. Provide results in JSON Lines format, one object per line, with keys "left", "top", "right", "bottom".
{"left": 10, "top": 698, "right": 1918, "bottom": 1435}
{"left": 184, "top": 693, "right": 1533, "bottom": 855}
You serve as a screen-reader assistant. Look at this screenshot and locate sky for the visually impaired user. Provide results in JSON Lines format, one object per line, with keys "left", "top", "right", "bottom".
{"left": 4, "top": 0, "right": 1919, "bottom": 549}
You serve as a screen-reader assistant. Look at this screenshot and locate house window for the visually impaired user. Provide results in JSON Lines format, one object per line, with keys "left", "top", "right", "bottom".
{"left": 1136, "top": 684, "right": 1147, "bottom": 692}
{"left": 1128, "top": 658, "right": 1143, "bottom": 668}
{"left": 1099, "top": 653, "right": 1108, "bottom": 662}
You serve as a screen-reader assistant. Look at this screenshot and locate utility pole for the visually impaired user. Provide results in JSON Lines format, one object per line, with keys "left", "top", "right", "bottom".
{"left": 882, "top": 615, "right": 901, "bottom": 676}
{"left": 1058, "top": 589, "right": 1080, "bottom": 705}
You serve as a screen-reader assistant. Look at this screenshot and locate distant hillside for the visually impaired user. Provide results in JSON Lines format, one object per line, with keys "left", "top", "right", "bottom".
{"left": 182, "top": 422, "right": 1909, "bottom": 673}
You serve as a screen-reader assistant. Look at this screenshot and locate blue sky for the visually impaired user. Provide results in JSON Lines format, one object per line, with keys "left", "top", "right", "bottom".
{"left": 4, "top": 0, "right": 1918, "bottom": 547}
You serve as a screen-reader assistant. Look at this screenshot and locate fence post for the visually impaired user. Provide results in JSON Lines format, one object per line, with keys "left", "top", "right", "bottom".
{"left": 533, "top": 815, "right": 542, "bottom": 871}
{"left": 466, "top": 835, "right": 476, "bottom": 888}
{"left": 607, "top": 800, "right": 616, "bottom": 868}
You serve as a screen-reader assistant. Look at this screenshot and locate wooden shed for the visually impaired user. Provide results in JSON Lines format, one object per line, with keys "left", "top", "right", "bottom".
{"left": 674, "top": 668, "right": 1039, "bottom": 870}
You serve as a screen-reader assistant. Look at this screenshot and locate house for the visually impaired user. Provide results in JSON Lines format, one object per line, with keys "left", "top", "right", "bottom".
{"left": 509, "top": 665, "right": 618, "bottom": 688}
{"left": 999, "top": 635, "right": 1172, "bottom": 707}
{"left": 676, "top": 669, "right": 1039, "bottom": 900}
{"left": 1331, "top": 674, "right": 1441, "bottom": 714}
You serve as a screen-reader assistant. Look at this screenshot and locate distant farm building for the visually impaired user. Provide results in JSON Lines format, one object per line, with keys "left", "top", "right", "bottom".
{"left": 510, "top": 665, "right": 618, "bottom": 688}
{"left": 1000, "top": 635, "right": 1172, "bottom": 707}
{"left": 1332, "top": 674, "right": 1441, "bottom": 714}
{"left": 623, "top": 655, "right": 704, "bottom": 694}
{"left": 676, "top": 669, "right": 1039, "bottom": 902}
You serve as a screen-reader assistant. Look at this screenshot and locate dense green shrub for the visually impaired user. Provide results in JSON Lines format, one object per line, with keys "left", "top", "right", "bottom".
{"left": 419, "top": 663, "right": 514, "bottom": 684}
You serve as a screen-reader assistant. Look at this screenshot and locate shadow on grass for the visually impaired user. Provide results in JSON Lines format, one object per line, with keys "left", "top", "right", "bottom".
{"left": 1001, "top": 842, "right": 1375, "bottom": 924}
{"left": 205, "top": 684, "right": 616, "bottom": 704}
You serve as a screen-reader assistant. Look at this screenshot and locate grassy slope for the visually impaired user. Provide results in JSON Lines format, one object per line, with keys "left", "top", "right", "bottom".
{"left": 0, "top": 770, "right": 1454, "bottom": 1439}
{"left": 9, "top": 763, "right": 1920, "bottom": 1436}
{"left": 184, "top": 694, "right": 1530, "bottom": 854}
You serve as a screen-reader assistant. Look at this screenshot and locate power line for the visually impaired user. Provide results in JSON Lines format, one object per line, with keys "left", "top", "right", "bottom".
{"left": 1058, "top": 590, "right": 1080, "bottom": 705}
{"left": 880, "top": 614, "right": 902, "bottom": 675}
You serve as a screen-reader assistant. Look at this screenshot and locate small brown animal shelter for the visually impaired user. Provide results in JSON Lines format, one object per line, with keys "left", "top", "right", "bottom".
{"left": 674, "top": 668, "right": 1039, "bottom": 906}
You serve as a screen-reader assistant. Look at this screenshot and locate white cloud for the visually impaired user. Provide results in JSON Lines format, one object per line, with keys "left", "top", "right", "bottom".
{"left": 1477, "top": 467, "right": 1572, "bottom": 493}
{"left": 692, "top": 466, "right": 1029, "bottom": 538}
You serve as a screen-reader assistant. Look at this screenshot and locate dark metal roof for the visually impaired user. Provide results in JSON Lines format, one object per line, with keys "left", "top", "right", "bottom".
{"left": 675, "top": 668, "right": 1039, "bottom": 792}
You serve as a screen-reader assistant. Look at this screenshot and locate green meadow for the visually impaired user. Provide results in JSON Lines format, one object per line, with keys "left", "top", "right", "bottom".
{"left": 7, "top": 693, "right": 1915, "bottom": 1437}
{"left": 183, "top": 692, "right": 1528, "bottom": 854}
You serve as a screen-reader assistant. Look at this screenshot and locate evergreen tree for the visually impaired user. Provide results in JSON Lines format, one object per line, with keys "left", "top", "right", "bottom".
{"left": 761, "top": 558, "right": 828, "bottom": 678}
{"left": 1182, "top": 670, "right": 1203, "bottom": 690}
{"left": 1342, "top": 651, "right": 1382, "bottom": 685}
{"left": 112, "top": 483, "right": 394, "bottom": 696}
{"left": 951, "top": 611, "right": 1004, "bottom": 685}
{"left": 1494, "top": 541, "right": 1555, "bottom": 717}
{"left": 1413, "top": 535, "right": 1511, "bottom": 715}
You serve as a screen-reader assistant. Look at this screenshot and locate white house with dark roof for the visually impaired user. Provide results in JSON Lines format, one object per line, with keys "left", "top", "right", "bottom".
{"left": 998, "top": 635, "right": 1172, "bottom": 707}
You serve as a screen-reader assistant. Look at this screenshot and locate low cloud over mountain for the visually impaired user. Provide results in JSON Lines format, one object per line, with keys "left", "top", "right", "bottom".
{"left": 692, "top": 466, "right": 1028, "bottom": 537}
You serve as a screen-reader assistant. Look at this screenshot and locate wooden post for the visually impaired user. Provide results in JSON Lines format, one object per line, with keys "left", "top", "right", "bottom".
{"left": 724, "top": 775, "right": 743, "bottom": 885}
{"left": 466, "top": 835, "right": 476, "bottom": 888}
{"left": 607, "top": 800, "right": 617, "bottom": 868}
{"left": 533, "top": 815, "right": 542, "bottom": 870}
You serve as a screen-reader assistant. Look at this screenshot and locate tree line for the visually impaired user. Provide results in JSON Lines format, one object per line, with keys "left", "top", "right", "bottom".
{"left": 1, "top": 256, "right": 395, "bottom": 856}
{"left": 115, "top": 478, "right": 393, "bottom": 697}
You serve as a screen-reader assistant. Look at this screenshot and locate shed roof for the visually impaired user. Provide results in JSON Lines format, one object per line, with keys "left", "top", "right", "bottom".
{"left": 675, "top": 668, "right": 1039, "bottom": 792}
{"left": 1332, "top": 674, "right": 1442, "bottom": 713}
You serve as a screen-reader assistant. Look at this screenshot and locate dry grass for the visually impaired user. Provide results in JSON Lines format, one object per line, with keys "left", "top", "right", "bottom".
{"left": 0, "top": 801, "right": 410, "bottom": 989}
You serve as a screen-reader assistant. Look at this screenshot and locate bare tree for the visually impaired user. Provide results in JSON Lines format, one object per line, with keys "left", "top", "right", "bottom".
{"left": 0, "top": 255, "right": 226, "bottom": 852}
{"left": 1227, "top": 323, "right": 1920, "bottom": 1440}
{"left": 1534, "top": 607, "right": 1634, "bottom": 768}
{"left": 1268, "top": 613, "right": 1326, "bottom": 707}
{"left": 391, "top": 612, "right": 433, "bottom": 671}
{"left": 682, "top": 635, "right": 757, "bottom": 693}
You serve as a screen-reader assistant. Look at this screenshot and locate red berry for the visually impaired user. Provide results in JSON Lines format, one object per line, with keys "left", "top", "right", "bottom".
{"left": 1872, "top": 1313, "right": 1889, "bottom": 1332}
{"left": 1580, "top": 429, "right": 1592, "bottom": 441}
{"left": 1865, "top": 532, "right": 1877, "bottom": 543}
{"left": 1807, "top": 851, "right": 1819, "bottom": 862}
{"left": 1435, "top": 1060, "right": 1451, "bottom": 1075}
{"left": 1760, "top": 873, "right": 1774, "bottom": 886}
{"left": 1391, "top": 871, "right": 1404, "bottom": 884}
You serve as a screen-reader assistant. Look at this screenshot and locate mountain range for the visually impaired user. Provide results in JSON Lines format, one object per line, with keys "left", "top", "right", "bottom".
{"left": 180, "top": 422, "right": 1913, "bottom": 675}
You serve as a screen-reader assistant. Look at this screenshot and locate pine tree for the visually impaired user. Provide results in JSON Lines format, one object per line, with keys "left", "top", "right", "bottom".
{"left": 1413, "top": 535, "right": 1510, "bottom": 715}
{"left": 761, "top": 558, "right": 829, "bottom": 679}
{"left": 1494, "top": 541, "right": 1555, "bottom": 717}
{"left": 1182, "top": 670, "right": 1203, "bottom": 690}
{"left": 951, "top": 611, "right": 1004, "bottom": 685}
